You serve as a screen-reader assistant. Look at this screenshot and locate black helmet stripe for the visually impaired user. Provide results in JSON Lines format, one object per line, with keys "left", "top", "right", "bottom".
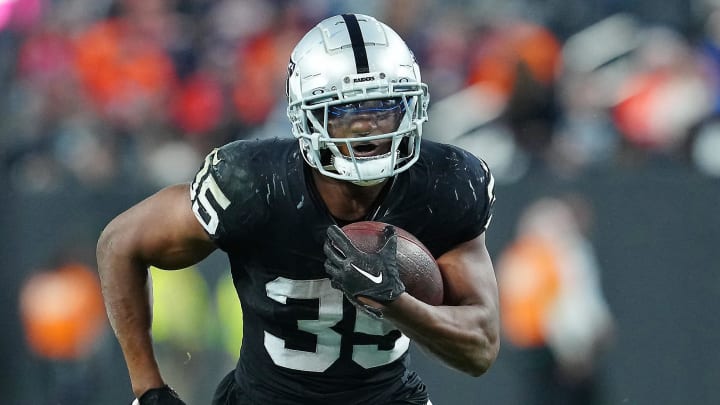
{"left": 341, "top": 14, "right": 370, "bottom": 74}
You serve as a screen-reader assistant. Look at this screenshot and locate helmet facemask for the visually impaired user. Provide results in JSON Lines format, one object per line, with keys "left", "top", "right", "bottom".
{"left": 292, "top": 85, "right": 427, "bottom": 185}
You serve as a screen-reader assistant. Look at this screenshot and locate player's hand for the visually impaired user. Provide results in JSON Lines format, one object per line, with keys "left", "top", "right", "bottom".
{"left": 323, "top": 224, "right": 405, "bottom": 317}
{"left": 133, "top": 385, "right": 186, "bottom": 405}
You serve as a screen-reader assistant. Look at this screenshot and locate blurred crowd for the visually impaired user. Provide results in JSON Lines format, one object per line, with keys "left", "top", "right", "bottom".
{"left": 497, "top": 195, "right": 614, "bottom": 405}
{"left": 2, "top": 0, "right": 720, "bottom": 194}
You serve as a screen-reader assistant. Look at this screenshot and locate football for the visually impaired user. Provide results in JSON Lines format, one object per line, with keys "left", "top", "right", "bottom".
{"left": 341, "top": 221, "right": 443, "bottom": 306}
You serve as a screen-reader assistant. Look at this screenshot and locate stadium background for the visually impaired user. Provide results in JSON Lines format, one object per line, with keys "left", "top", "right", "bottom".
{"left": 1, "top": 0, "right": 719, "bottom": 404}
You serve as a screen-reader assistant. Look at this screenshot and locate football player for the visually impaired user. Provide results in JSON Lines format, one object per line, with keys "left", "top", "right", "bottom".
{"left": 97, "top": 14, "right": 499, "bottom": 405}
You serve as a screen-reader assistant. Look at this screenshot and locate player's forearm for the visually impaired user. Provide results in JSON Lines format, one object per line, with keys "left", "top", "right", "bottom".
{"left": 97, "top": 228, "right": 165, "bottom": 397}
{"left": 380, "top": 294, "right": 499, "bottom": 376}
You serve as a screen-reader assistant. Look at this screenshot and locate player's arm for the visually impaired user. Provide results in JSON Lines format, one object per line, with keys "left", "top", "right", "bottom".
{"left": 365, "top": 233, "right": 499, "bottom": 376}
{"left": 96, "top": 183, "right": 216, "bottom": 399}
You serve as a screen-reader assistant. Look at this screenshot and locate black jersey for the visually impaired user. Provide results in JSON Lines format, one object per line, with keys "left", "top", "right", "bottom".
{"left": 190, "top": 138, "right": 495, "bottom": 404}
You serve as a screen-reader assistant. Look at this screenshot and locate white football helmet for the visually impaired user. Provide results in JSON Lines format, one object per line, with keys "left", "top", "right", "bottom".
{"left": 287, "top": 14, "right": 429, "bottom": 186}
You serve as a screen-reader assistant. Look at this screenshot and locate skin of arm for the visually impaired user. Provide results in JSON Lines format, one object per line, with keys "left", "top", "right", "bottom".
{"left": 96, "top": 184, "right": 216, "bottom": 398}
{"left": 360, "top": 233, "right": 500, "bottom": 376}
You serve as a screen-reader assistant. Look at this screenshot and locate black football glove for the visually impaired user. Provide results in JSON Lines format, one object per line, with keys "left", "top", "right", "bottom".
{"left": 135, "top": 385, "right": 186, "bottom": 405}
{"left": 323, "top": 224, "right": 405, "bottom": 317}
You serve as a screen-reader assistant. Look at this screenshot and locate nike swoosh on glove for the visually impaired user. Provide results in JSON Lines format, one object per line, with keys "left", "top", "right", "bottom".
{"left": 323, "top": 224, "right": 405, "bottom": 317}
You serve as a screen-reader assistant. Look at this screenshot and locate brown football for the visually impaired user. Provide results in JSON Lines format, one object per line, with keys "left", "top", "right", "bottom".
{"left": 341, "top": 221, "right": 443, "bottom": 306}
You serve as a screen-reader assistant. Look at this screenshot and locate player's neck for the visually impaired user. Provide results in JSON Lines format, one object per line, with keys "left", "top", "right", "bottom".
{"left": 311, "top": 170, "right": 390, "bottom": 222}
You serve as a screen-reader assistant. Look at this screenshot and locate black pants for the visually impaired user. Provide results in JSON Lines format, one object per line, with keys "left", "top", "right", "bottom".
{"left": 212, "top": 369, "right": 431, "bottom": 405}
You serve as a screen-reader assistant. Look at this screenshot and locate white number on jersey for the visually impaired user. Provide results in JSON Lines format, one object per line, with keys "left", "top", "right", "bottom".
{"left": 190, "top": 149, "right": 231, "bottom": 235}
{"left": 264, "top": 276, "right": 409, "bottom": 372}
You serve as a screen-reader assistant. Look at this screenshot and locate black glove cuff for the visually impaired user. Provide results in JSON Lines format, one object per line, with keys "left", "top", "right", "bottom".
{"left": 137, "top": 385, "right": 183, "bottom": 405}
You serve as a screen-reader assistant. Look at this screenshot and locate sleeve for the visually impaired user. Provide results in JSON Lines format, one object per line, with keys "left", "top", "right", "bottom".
{"left": 422, "top": 146, "right": 496, "bottom": 256}
{"left": 189, "top": 142, "right": 266, "bottom": 250}
{"left": 442, "top": 147, "right": 496, "bottom": 243}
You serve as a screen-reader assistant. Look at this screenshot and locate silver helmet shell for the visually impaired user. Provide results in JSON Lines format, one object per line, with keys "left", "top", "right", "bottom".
{"left": 286, "top": 14, "right": 429, "bottom": 185}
